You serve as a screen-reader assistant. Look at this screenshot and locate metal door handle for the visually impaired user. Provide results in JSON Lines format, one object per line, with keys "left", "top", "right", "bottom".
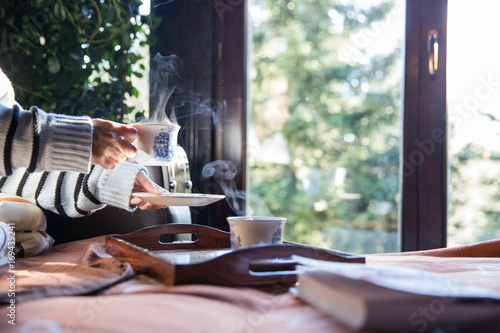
{"left": 428, "top": 29, "right": 439, "bottom": 76}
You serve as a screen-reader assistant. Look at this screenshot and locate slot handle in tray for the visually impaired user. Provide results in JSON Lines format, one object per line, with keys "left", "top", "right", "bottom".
{"left": 115, "top": 223, "right": 231, "bottom": 250}
{"left": 175, "top": 243, "right": 365, "bottom": 286}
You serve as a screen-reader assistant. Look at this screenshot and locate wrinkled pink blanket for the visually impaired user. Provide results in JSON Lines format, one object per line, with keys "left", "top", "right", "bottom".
{"left": 1, "top": 237, "right": 500, "bottom": 332}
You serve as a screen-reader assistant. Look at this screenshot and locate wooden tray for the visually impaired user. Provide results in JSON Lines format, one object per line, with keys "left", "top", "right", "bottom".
{"left": 105, "top": 223, "right": 365, "bottom": 286}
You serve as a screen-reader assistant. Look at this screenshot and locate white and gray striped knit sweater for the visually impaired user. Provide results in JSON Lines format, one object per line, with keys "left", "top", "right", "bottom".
{"left": 0, "top": 69, "right": 145, "bottom": 218}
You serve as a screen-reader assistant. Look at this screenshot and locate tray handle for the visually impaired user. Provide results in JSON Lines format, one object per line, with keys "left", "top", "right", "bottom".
{"left": 175, "top": 243, "right": 365, "bottom": 286}
{"left": 115, "top": 223, "right": 231, "bottom": 250}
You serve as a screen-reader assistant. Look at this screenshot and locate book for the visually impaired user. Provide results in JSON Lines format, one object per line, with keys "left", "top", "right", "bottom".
{"left": 292, "top": 257, "right": 500, "bottom": 332}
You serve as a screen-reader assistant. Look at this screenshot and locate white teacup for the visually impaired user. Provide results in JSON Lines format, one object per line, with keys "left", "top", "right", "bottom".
{"left": 227, "top": 216, "right": 286, "bottom": 250}
{"left": 132, "top": 123, "right": 180, "bottom": 165}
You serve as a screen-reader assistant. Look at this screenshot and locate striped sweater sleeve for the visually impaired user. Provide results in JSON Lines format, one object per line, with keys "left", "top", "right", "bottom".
{"left": 0, "top": 162, "right": 146, "bottom": 217}
{"left": 0, "top": 104, "right": 93, "bottom": 176}
{"left": 1, "top": 69, "right": 92, "bottom": 175}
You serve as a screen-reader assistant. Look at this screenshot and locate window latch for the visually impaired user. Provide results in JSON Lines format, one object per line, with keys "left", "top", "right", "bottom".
{"left": 428, "top": 29, "right": 439, "bottom": 76}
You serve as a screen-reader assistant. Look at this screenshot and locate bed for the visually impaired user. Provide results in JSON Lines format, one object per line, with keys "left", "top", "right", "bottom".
{"left": 2, "top": 230, "right": 500, "bottom": 332}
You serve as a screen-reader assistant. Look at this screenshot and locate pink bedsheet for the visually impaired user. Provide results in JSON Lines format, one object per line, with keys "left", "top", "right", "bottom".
{"left": 1, "top": 236, "right": 500, "bottom": 332}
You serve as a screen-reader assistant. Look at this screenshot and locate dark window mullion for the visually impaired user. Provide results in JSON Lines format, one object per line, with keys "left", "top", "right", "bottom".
{"left": 402, "top": 0, "right": 448, "bottom": 251}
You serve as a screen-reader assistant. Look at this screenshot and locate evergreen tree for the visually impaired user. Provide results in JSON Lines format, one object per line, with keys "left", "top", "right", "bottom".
{"left": 250, "top": 0, "right": 402, "bottom": 252}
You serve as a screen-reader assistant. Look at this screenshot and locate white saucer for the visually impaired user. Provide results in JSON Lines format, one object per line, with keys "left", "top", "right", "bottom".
{"left": 132, "top": 192, "right": 225, "bottom": 207}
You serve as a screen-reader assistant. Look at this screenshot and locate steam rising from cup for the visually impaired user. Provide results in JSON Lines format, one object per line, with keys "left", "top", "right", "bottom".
{"left": 147, "top": 52, "right": 226, "bottom": 129}
{"left": 148, "top": 53, "right": 273, "bottom": 215}
{"left": 202, "top": 160, "right": 272, "bottom": 217}
{"left": 149, "top": 52, "right": 182, "bottom": 125}
{"left": 202, "top": 160, "right": 244, "bottom": 215}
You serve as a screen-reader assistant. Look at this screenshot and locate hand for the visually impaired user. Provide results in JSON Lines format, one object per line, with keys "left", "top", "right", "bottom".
{"left": 91, "top": 118, "right": 138, "bottom": 170}
{"left": 130, "top": 170, "right": 168, "bottom": 210}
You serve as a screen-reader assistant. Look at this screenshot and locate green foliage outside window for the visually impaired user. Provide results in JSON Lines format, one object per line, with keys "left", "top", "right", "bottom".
{"left": 0, "top": 0, "right": 154, "bottom": 122}
{"left": 250, "top": 0, "right": 402, "bottom": 250}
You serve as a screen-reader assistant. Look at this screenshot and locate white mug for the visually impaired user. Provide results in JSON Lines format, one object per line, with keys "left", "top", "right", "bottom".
{"left": 227, "top": 216, "right": 286, "bottom": 250}
{"left": 132, "top": 123, "right": 180, "bottom": 165}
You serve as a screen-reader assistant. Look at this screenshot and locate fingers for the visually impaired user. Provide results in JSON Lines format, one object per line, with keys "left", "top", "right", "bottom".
{"left": 91, "top": 145, "right": 122, "bottom": 171}
{"left": 91, "top": 118, "right": 138, "bottom": 169}
{"left": 105, "top": 122, "right": 137, "bottom": 158}
{"left": 90, "top": 142, "right": 120, "bottom": 170}
{"left": 91, "top": 155, "right": 117, "bottom": 171}
{"left": 107, "top": 141, "right": 136, "bottom": 163}
{"left": 142, "top": 179, "right": 167, "bottom": 195}
{"left": 135, "top": 171, "right": 167, "bottom": 195}
{"left": 130, "top": 171, "right": 168, "bottom": 210}
{"left": 113, "top": 123, "right": 138, "bottom": 143}
{"left": 93, "top": 118, "right": 138, "bottom": 141}
{"left": 130, "top": 197, "right": 166, "bottom": 210}
{"left": 111, "top": 124, "right": 137, "bottom": 158}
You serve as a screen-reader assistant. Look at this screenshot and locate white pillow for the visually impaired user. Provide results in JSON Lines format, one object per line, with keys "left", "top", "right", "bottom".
{"left": 0, "top": 194, "right": 54, "bottom": 263}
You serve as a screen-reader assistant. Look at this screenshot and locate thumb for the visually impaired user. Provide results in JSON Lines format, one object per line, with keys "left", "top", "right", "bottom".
{"left": 137, "top": 171, "right": 167, "bottom": 194}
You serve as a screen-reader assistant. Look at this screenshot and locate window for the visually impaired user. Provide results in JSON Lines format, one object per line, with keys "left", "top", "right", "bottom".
{"left": 151, "top": 0, "right": 451, "bottom": 252}
{"left": 249, "top": 0, "right": 405, "bottom": 254}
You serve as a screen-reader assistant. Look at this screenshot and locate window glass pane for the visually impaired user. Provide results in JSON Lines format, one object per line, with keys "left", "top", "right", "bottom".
{"left": 249, "top": 0, "right": 405, "bottom": 254}
{"left": 447, "top": 1, "right": 500, "bottom": 246}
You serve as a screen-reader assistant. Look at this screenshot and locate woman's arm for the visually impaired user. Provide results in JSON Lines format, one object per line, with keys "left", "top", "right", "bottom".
{"left": 0, "top": 162, "right": 160, "bottom": 217}
{"left": 0, "top": 104, "right": 93, "bottom": 176}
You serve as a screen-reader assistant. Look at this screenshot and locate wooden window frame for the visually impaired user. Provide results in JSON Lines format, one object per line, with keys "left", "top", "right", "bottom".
{"left": 152, "top": 0, "right": 449, "bottom": 250}
{"left": 402, "top": 0, "right": 448, "bottom": 251}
